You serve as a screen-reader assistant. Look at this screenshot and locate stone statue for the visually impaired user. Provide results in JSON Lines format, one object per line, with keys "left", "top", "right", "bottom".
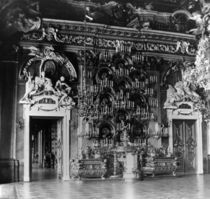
{"left": 174, "top": 81, "right": 185, "bottom": 99}
{"left": 34, "top": 72, "right": 45, "bottom": 94}
{"left": 55, "top": 76, "right": 72, "bottom": 105}
{"left": 20, "top": 72, "right": 35, "bottom": 102}
{"left": 164, "top": 81, "right": 202, "bottom": 110}
{"left": 20, "top": 71, "right": 60, "bottom": 104}
{"left": 120, "top": 120, "right": 130, "bottom": 146}
{"left": 32, "top": 71, "right": 57, "bottom": 96}
{"left": 164, "top": 84, "right": 178, "bottom": 109}
{"left": 40, "top": 72, "right": 57, "bottom": 95}
{"left": 183, "top": 82, "right": 200, "bottom": 102}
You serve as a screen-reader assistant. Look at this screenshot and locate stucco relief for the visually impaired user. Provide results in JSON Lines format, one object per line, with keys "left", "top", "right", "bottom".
{"left": 22, "top": 31, "right": 196, "bottom": 56}
{"left": 164, "top": 81, "right": 204, "bottom": 110}
{"left": 19, "top": 46, "right": 77, "bottom": 110}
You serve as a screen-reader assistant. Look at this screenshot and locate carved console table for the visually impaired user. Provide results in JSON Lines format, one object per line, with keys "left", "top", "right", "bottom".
{"left": 77, "top": 159, "right": 106, "bottom": 179}
{"left": 142, "top": 157, "right": 177, "bottom": 177}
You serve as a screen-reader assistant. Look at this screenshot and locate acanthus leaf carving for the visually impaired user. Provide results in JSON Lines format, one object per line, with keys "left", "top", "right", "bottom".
{"left": 37, "top": 27, "right": 65, "bottom": 42}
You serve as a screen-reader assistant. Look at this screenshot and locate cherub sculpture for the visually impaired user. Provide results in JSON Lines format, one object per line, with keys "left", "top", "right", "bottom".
{"left": 174, "top": 81, "right": 185, "bottom": 99}
{"left": 41, "top": 71, "right": 57, "bottom": 94}
{"left": 164, "top": 84, "right": 178, "bottom": 109}
{"left": 55, "top": 76, "right": 72, "bottom": 105}
{"left": 183, "top": 82, "right": 200, "bottom": 102}
{"left": 32, "top": 71, "right": 57, "bottom": 96}
{"left": 164, "top": 81, "right": 202, "bottom": 109}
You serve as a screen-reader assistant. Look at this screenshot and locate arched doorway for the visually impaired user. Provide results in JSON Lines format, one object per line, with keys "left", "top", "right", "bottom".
{"left": 18, "top": 45, "right": 78, "bottom": 181}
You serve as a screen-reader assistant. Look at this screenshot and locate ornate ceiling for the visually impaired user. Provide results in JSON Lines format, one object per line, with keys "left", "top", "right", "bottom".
{"left": 0, "top": 0, "right": 208, "bottom": 46}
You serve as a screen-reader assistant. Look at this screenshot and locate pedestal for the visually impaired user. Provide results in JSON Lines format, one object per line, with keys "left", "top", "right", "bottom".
{"left": 123, "top": 151, "right": 138, "bottom": 181}
{"left": 110, "top": 149, "right": 121, "bottom": 179}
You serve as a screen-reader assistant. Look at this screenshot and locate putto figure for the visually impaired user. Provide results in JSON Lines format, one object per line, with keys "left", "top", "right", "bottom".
{"left": 19, "top": 45, "right": 77, "bottom": 109}
{"left": 55, "top": 76, "right": 72, "bottom": 105}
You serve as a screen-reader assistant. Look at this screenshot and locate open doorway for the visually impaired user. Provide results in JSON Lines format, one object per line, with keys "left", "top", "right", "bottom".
{"left": 23, "top": 103, "right": 70, "bottom": 182}
{"left": 30, "top": 117, "right": 60, "bottom": 181}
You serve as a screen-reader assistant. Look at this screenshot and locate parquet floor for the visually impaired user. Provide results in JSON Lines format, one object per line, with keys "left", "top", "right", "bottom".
{"left": 1, "top": 174, "right": 210, "bottom": 199}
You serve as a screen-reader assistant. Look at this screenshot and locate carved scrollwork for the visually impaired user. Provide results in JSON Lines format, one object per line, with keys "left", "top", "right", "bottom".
{"left": 174, "top": 40, "right": 196, "bottom": 55}
{"left": 37, "top": 27, "right": 65, "bottom": 42}
{"left": 21, "top": 25, "right": 196, "bottom": 56}
{"left": 19, "top": 45, "right": 77, "bottom": 81}
{"left": 19, "top": 45, "right": 77, "bottom": 110}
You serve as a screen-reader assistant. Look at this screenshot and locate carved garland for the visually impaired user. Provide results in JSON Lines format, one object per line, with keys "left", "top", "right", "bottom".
{"left": 22, "top": 33, "right": 196, "bottom": 56}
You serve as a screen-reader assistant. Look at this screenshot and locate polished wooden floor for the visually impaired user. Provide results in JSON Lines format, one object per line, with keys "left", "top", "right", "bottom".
{"left": 1, "top": 170, "right": 210, "bottom": 199}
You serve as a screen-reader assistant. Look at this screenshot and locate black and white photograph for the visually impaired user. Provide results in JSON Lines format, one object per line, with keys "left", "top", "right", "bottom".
{"left": 0, "top": 0, "right": 210, "bottom": 198}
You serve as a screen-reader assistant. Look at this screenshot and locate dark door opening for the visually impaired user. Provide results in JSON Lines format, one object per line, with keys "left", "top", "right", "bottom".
{"left": 172, "top": 119, "right": 197, "bottom": 174}
{"left": 30, "top": 118, "right": 58, "bottom": 181}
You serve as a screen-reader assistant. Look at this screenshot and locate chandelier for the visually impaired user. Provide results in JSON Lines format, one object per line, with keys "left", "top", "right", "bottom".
{"left": 78, "top": 83, "right": 99, "bottom": 117}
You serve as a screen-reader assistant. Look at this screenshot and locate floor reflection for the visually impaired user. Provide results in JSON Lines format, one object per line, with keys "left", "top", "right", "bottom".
{"left": 32, "top": 165, "right": 57, "bottom": 181}
{"left": 1, "top": 175, "right": 210, "bottom": 199}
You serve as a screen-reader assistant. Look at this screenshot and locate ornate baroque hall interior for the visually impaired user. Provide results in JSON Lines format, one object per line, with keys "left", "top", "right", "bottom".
{"left": 2, "top": 0, "right": 210, "bottom": 198}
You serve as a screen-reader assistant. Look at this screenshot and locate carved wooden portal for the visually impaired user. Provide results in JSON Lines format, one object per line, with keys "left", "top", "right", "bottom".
{"left": 166, "top": 103, "right": 203, "bottom": 174}
{"left": 172, "top": 120, "right": 197, "bottom": 173}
